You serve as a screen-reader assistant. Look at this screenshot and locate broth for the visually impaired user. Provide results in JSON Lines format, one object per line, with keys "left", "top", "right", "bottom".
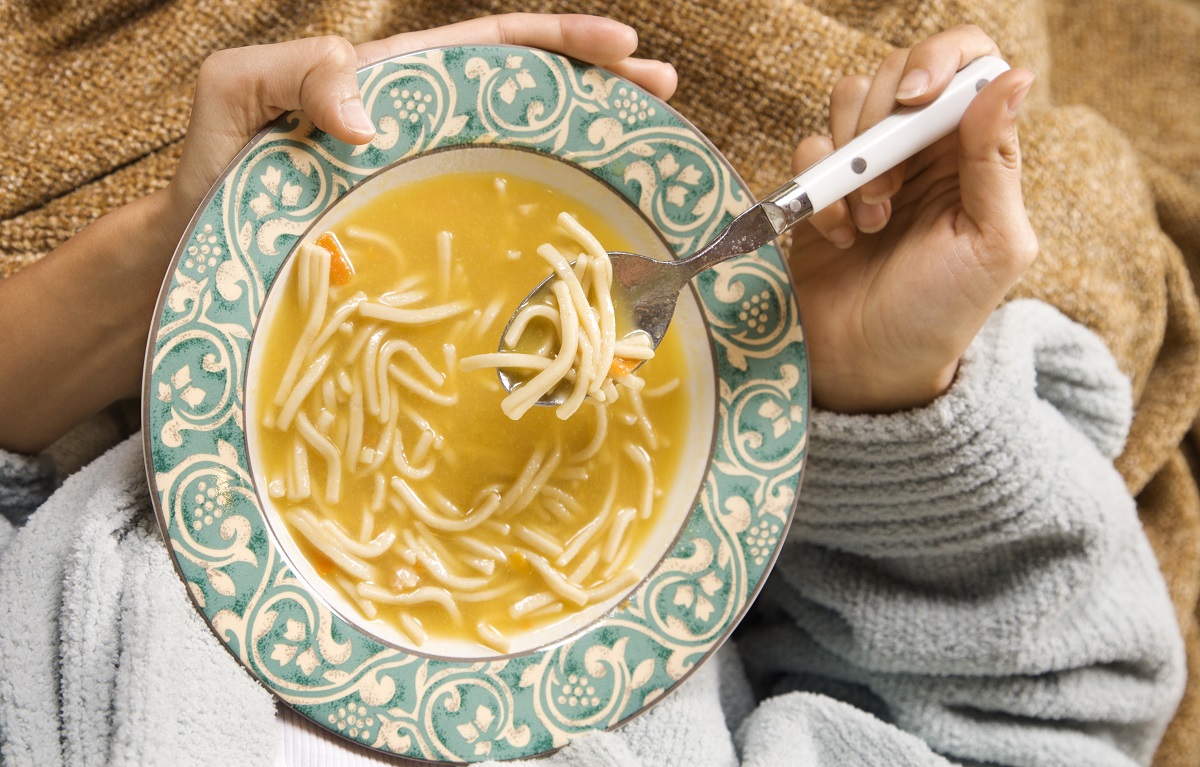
{"left": 252, "top": 171, "right": 693, "bottom": 653}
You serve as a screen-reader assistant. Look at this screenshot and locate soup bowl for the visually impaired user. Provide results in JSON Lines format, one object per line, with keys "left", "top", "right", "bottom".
{"left": 144, "top": 44, "right": 808, "bottom": 763}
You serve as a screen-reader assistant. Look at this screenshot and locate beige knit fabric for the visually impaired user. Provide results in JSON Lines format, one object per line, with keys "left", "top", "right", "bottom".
{"left": 2, "top": 0, "right": 1198, "bottom": 763}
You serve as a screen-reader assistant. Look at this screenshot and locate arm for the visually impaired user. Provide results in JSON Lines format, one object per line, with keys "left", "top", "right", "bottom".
{"left": 0, "top": 191, "right": 184, "bottom": 455}
{"left": 0, "top": 14, "right": 678, "bottom": 456}
{"left": 734, "top": 24, "right": 1182, "bottom": 767}
{"left": 739, "top": 300, "right": 1184, "bottom": 766}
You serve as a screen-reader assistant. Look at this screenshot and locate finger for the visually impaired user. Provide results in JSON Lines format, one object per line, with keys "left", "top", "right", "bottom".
{"left": 850, "top": 50, "right": 910, "bottom": 231}
{"left": 855, "top": 50, "right": 908, "bottom": 135}
{"left": 178, "top": 37, "right": 373, "bottom": 206}
{"left": 858, "top": 26, "right": 1001, "bottom": 220}
{"left": 605, "top": 57, "right": 679, "bottom": 101}
{"left": 829, "top": 74, "right": 871, "bottom": 149}
{"left": 295, "top": 37, "right": 377, "bottom": 144}
{"left": 790, "top": 135, "right": 857, "bottom": 250}
{"left": 193, "top": 37, "right": 373, "bottom": 145}
{"left": 894, "top": 24, "right": 1002, "bottom": 104}
{"left": 827, "top": 74, "right": 872, "bottom": 232}
{"left": 956, "top": 67, "right": 1038, "bottom": 292}
{"left": 356, "top": 13, "right": 639, "bottom": 68}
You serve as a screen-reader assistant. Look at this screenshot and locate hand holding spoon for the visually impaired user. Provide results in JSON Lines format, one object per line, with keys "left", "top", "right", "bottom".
{"left": 499, "top": 55, "right": 1011, "bottom": 405}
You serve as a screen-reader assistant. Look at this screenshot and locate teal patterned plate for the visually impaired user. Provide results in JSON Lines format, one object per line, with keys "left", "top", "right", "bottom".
{"left": 144, "top": 45, "right": 808, "bottom": 762}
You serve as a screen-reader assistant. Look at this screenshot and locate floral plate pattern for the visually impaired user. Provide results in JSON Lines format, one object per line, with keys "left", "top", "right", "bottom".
{"left": 144, "top": 45, "right": 808, "bottom": 762}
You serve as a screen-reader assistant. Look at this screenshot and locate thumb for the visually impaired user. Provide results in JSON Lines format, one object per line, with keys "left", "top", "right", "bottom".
{"left": 197, "top": 36, "right": 375, "bottom": 144}
{"left": 174, "top": 37, "right": 374, "bottom": 210}
{"left": 955, "top": 67, "right": 1038, "bottom": 284}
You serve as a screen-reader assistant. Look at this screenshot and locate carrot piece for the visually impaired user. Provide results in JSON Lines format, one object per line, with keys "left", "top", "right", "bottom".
{"left": 316, "top": 231, "right": 354, "bottom": 286}
{"left": 608, "top": 356, "right": 640, "bottom": 378}
{"left": 507, "top": 551, "right": 530, "bottom": 574}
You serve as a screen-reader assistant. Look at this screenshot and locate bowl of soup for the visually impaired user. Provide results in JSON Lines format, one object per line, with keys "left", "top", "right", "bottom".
{"left": 249, "top": 146, "right": 718, "bottom": 658}
{"left": 145, "top": 44, "right": 808, "bottom": 762}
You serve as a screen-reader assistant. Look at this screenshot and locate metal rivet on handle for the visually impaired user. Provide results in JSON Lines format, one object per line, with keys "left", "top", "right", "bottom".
{"left": 851, "top": 157, "right": 867, "bottom": 174}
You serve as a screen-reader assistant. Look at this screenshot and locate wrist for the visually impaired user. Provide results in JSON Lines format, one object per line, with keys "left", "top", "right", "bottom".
{"left": 811, "top": 358, "right": 959, "bottom": 414}
{"left": 109, "top": 189, "right": 187, "bottom": 396}
{"left": 0, "top": 188, "right": 188, "bottom": 452}
{"left": 109, "top": 188, "right": 188, "bottom": 276}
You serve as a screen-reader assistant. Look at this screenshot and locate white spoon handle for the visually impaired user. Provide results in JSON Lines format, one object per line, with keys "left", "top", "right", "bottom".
{"left": 763, "top": 55, "right": 1010, "bottom": 227}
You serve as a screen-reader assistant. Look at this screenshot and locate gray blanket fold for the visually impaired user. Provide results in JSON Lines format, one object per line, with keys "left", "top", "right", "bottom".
{"left": 0, "top": 299, "right": 1185, "bottom": 767}
{"left": 0, "top": 437, "right": 276, "bottom": 767}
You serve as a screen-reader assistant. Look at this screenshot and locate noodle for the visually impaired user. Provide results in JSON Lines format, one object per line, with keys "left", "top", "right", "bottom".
{"left": 569, "top": 548, "right": 601, "bottom": 583}
{"left": 437, "top": 230, "right": 452, "bottom": 299}
{"left": 510, "top": 591, "right": 556, "bottom": 619}
{"left": 321, "top": 379, "right": 337, "bottom": 413}
{"left": 521, "top": 551, "right": 588, "bottom": 606}
{"left": 307, "top": 294, "right": 365, "bottom": 364}
{"left": 274, "top": 244, "right": 331, "bottom": 408}
{"left": 336, "top": 573, "right": 379, "bottom": 620}
{"left": 277, "top": 353, "right": 331, "bottom": 430}
{"left": 515, "top": 525, "right": 564, "bottom": 559}
{"left": 603, "top": 507, "right": 638, "bottom": 564}
{"left": 288, "top": 434, "right": 310, "bottom": 502}
{"left": 295, "top": 412, "right": 341, "bottom": 504}
{"left": 319, "top": 518, "right": 395, "bottom": 558}
{"left": 498, "top": 281, "right": 579, "bottom": 420}
{"left": 362, "top": 330, "right": 385, "bottom": 418}
{"left": 359, "top": 301, "right": 468, "bottom": 325}
{"left": 287, "top": 508, "right": 373, "bottom": 581}
{"left": 380, "top": 289, "right": 427, "bottom": 307}
{"left": 465, "top": 557, "right": 496, "bottom": 576}
{"left": 567, "top": 401, "right": 607, "bottom": 463}
{"left": 358, "top": 504, "right": 375, "bottom": 543}
{"left": 399, "top": 614, "right": 427, "bottom": 646}
{"left": 345, "top": 376, "right": 364, "bottom": 471}
{"left": 556, "top": 473, "right": 618, "bottom": 567}
{"left": 624, "top": 443, "right": 655, "bottom": 519}
{"left": 392, "top": 476, "right": 503, "bottom": 533}
{"left": 315, "top": 409, "right": 334, "bottom": 436}
{"left": 357, "top": 583, "right": 462, "bottom": 623}
{"left": 458, "top": 353, "right": 553, "bottom": 373}
{"left": 476, "top": 621, "right": 509, "bottom": 653}
{"left": 502, "top": 304, "right": 560, "bottom": 348}
{"left": 389, "top": 364, "right": 457, "bottom": 406}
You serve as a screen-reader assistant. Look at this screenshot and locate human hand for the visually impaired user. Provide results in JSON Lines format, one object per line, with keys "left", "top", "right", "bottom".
{"left": 165, "top": 13, "right": 679, "bottom": 242}
{"left": 162, "top": 12, "right": 676, "bottom": 240}
{"left": 0, "top": 14, "right": 678, "bottom": 455}
{"left": 786, "top": 26, "right": 1037, "bottom": 414}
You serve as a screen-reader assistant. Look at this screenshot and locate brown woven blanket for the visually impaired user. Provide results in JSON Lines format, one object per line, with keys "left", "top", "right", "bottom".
{"left": 3, "top": 0, "right": 1199, "bottom": 762}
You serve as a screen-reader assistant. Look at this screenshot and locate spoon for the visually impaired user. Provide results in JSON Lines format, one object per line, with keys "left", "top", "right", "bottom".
{"left": 499, "top": 55, "right": 1010, "bottom": 405}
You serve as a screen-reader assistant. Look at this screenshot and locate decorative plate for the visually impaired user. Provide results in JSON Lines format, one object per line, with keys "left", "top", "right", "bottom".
{"left": 144, "top": 44, "right": 808, "bottom": 762}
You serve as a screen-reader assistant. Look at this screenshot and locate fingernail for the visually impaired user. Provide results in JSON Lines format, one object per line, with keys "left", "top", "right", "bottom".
{"left": 829, "top": 226, "right": 856, "bottom": 249}
{"left": 1007, "top": 74, "right": 1035, "bottom": 116}
{"left": 621, "top": 23, "right": 639, "bottom": 51}
{"left": 895, "top": 69, "right": 930, "bottom": 100}
{"left": 341, "top": 100, "right": 375, "bottom": 136}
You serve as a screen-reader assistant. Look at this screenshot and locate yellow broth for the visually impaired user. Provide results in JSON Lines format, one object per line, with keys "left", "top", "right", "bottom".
{"left": 252, "top": 171, "right": 693, "bottom": 652}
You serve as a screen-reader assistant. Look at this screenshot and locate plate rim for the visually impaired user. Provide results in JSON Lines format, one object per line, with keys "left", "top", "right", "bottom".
{"left": 142, "top": 42, "right": 809, "bottom": 763}
{"left": 243, "top": 142, "right": 724, "bottom": 663}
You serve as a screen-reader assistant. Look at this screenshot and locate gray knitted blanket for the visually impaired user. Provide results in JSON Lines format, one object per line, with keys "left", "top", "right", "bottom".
{"left": 0, "top": 300, "right": 1184, "bottom": 767}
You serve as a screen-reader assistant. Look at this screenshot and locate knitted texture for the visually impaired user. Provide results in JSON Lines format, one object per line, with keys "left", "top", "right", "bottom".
{"left": 0, "top": 301, "right": 1182, "bottom": 767}
{"left": 1, "top": 0, "right": 1198, "bottom": 763}
{"left": 740, "top": 301, "right": 1184, "bottom": 767}
{"left": 0, "top": 437, "right": 277, "bottom": 767}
